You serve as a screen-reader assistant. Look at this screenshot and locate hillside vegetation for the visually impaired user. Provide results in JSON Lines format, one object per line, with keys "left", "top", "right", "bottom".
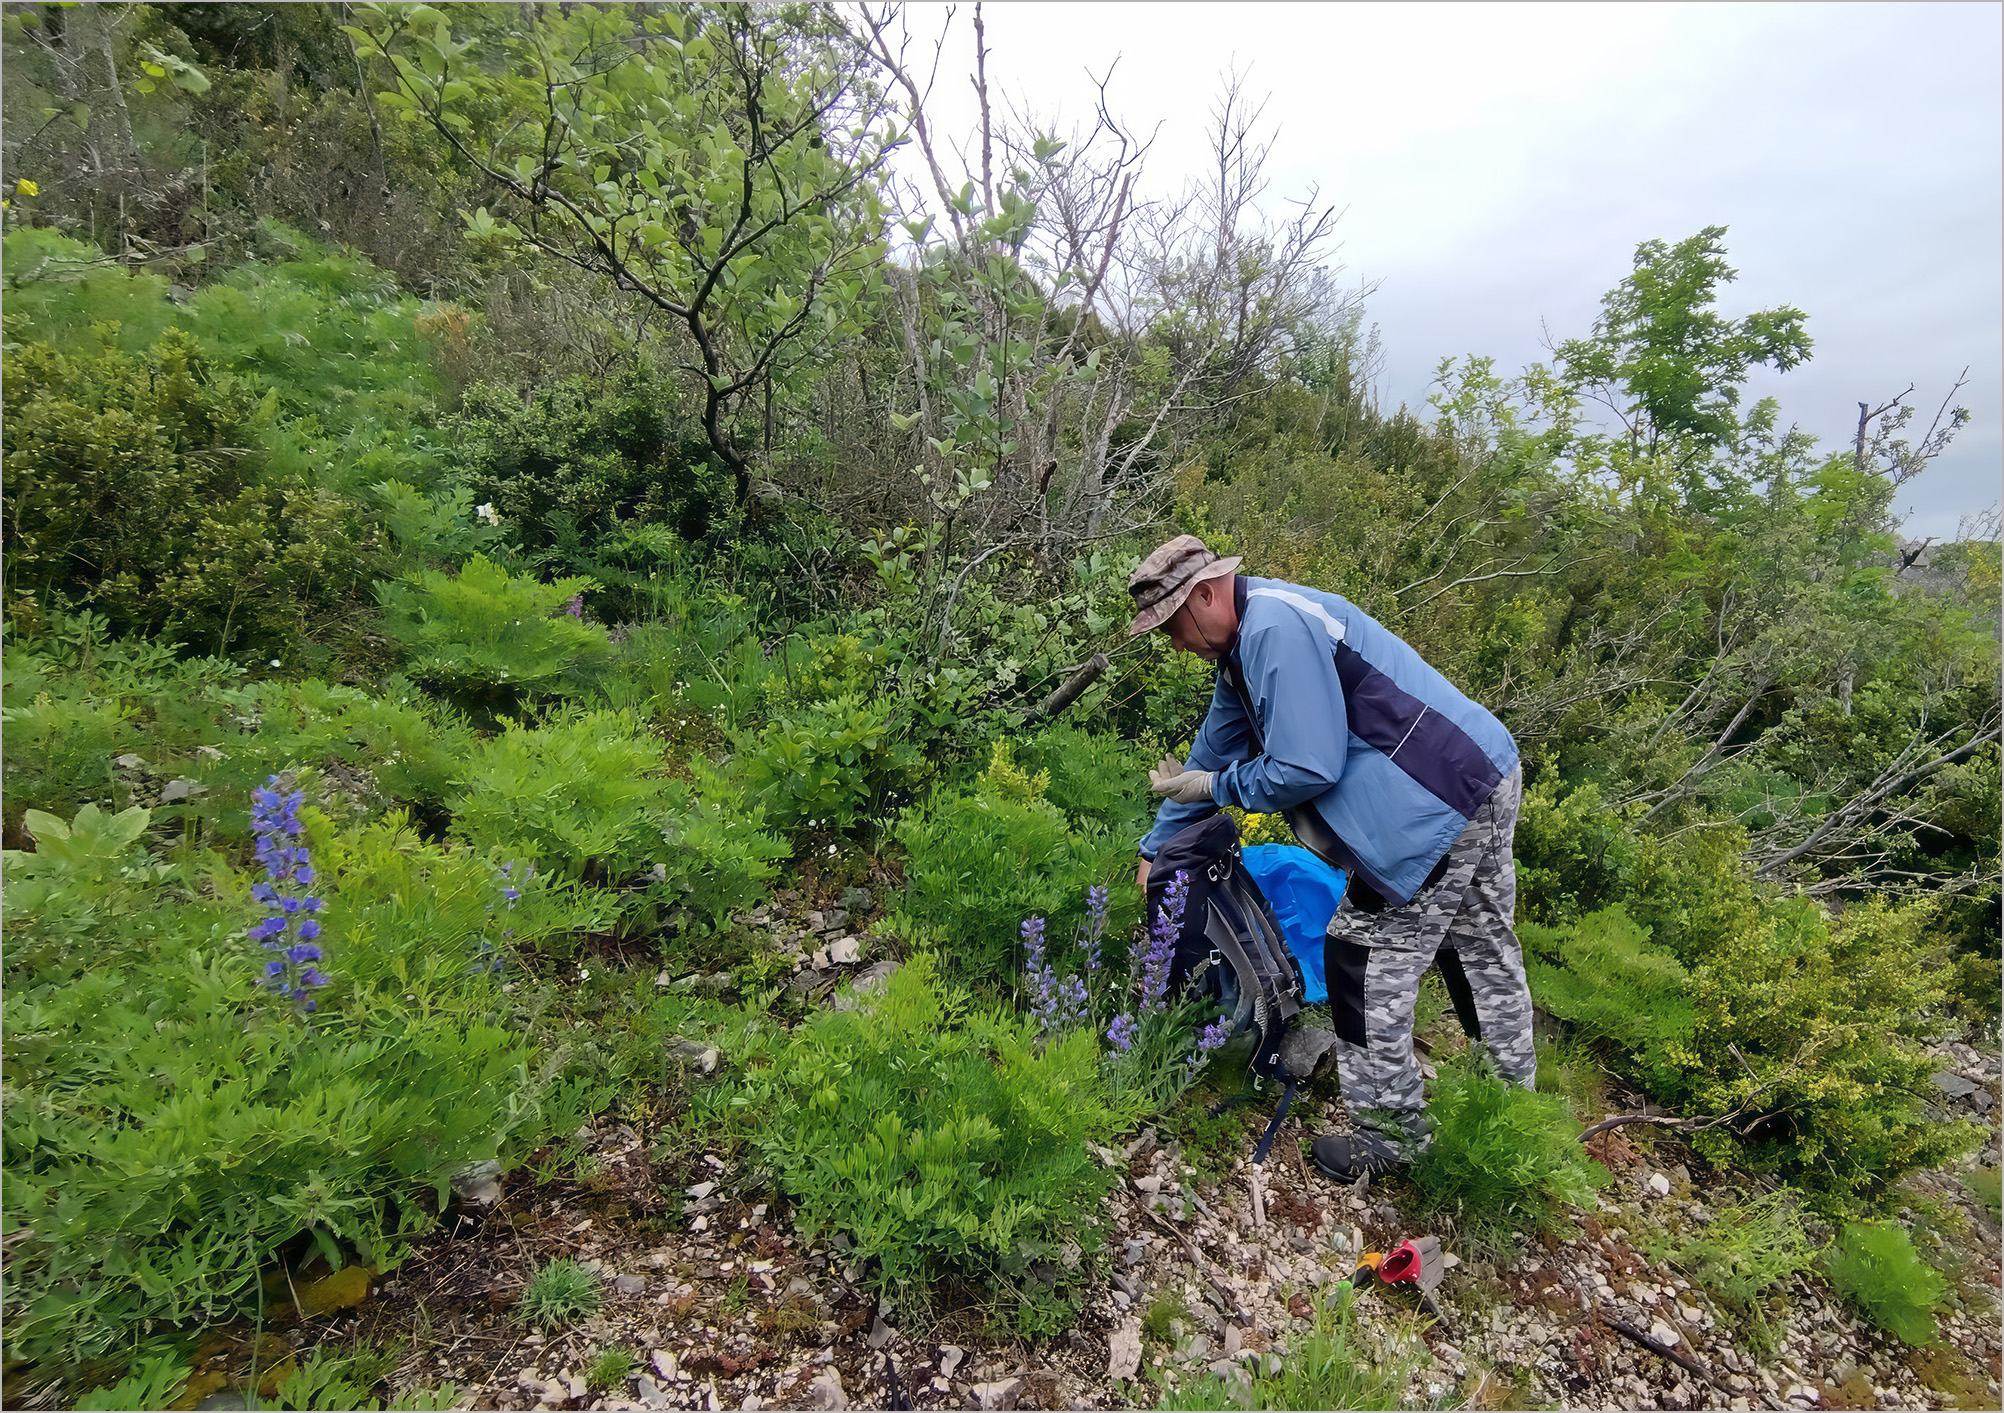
{"left": 2, "top": 5, "right": 1996, "bottom": 1409}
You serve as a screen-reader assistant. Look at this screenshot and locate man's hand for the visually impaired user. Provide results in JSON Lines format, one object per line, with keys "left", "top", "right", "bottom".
{"left": 1136, "top": 856, "right": 1151, "bottom": 893}
{"left": 1148, "top": 755, "right": 1216, "bottom": 806}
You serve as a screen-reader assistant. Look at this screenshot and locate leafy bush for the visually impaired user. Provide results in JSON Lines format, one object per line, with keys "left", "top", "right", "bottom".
{"left": 1523, "top": 906, "right": 1695, "bottom": 1099}
{"left": 518, "top": 1259, "right": 604, "bottom": 1331}
{"left": 71, "top": 1352, "right": 191, "bottom": 1411}
{"left": 0, "top": 804, "right": 602, "bottom": 1369}
{"left": 1015, "top": 722, "right": 1157, "bottom": 842}
{"left": 723, "top": 953, "right": 1132, "bottom": 1330}
{"left": 1409, "top": 1056, "right": 1608, "bottom": 1243}
{"left": 1824, "top": 1221, "right": 1947, "bottom": 1345}
{"left": 895, "top": 755, "right": 1130, "bottom": 989}
{"left": 654, "top": 758, "right": 789, "bottom": 936}
{"left": 449, "top": 708, "right": 669, "bottom": 890}
{"left": 2, "top": 329, "right": 372, "bottom": 655}
{"left": 1646, "top": 1190, "right": 1815, "bottom": 1317}
{"left": 375, "top": 554, "right": 611, "bottom": 706}
{"left": 1528, "top": 898, "right": 1983, "bottom": 1207}
{"left": 370, "top": 477, "right": 506, "bottom": 568}
{"left": 448, "top": 374, "right": 731, "bottom": 576}
{"left": 735, "top": 693, "right": 922, "bottom": 839}
{"left": 449, "top": 710, "right": 783, "bottom": 936}
{"left": 1157, "top": 1283, "right": 1423, "bottom": 1411}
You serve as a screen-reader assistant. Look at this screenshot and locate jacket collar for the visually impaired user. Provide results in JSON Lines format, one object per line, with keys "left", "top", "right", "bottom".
{"left": 1225, "top": 575, "right": 1248, "bottom": 664}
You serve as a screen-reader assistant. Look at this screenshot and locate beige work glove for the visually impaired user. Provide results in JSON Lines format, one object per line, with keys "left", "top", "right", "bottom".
{"left": 1147, "top": 755, "right": 1216, "bottom": 806}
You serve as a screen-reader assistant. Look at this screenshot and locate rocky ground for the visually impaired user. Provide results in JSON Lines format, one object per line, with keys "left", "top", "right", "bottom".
{"left": 109, "top": 893, "right": 2004, "bottom": 1412}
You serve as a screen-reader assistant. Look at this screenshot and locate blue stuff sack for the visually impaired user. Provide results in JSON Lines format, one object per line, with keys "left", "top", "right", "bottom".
{"left": 1240, "top": 844, "right": 1347, "bottom": 1004}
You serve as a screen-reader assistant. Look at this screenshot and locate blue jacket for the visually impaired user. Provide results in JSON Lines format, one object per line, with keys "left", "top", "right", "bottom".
{"left": 1139, "top": 576, "right": 1518, "bottom": 906}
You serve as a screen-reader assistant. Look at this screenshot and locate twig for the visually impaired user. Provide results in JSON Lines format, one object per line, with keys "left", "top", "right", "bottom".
{"left": 1596, "top": 1311, "right": 1731, "bottom": 1394}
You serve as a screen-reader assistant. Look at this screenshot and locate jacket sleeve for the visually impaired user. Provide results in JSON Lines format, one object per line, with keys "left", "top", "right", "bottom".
{"left": 1213, "top": 609, "right": 1347, "bottom": 813}
{"left": 1137, "top": 673, "right": 1252, "bottom": 860}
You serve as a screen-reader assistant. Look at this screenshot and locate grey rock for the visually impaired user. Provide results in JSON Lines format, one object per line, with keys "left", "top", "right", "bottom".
{"left": 614, "top": 1274, "right": 647, "bottom": 1295}
{"left": 827, "top": 936, "right": 861, "bottom": 965}
{"left": 636, "top": 1375, "right": 672, "bottom": 1410}
{"left": 1934, "top": 1071, "right": 1979, "bottom": 1098}
{"left": 450, "top": 1159, "right": 505, "bottom": 1206}
{"left": 652, "top": 1349, "right": 679, "bottom": 1381}
{"left": 867, "top": 1313, "right": 896, "bottom": 1349}
{"left": 1108, "top": 1323, "right": 1142, "bottom": 1382}
{"left": 830, "top": 959, "right": 900, "bottom": 1012}
{"left": 967, "top": 1377, "right": 1024, "bottom": 1410}
{"left": 807, "top": 1368, "right": 846, "bottom": 1410}
{"left": 1971, "top": 1087, "right": 1994, "bottom": 1111}
{"left": 194, "top": 1392, "right": 249, "bottom": 1411}
{"left": 939, "top": 1345, "right": 965, "bottom": 1378}
{"left": 821, "top": 908, "right": 849, "bottom": 931}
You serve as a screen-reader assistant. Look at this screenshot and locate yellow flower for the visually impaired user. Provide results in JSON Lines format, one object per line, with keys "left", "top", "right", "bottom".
{"left": 14, "top": 179, "right": 37, "bottom": 197}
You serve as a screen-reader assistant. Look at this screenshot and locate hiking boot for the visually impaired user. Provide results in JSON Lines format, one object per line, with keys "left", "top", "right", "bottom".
{"left": 1311, "top": 1130, "right": 1407, "bottom": 1184}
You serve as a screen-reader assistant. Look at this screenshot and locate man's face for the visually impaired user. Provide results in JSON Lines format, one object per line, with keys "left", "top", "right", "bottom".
{"left": 1164, "top": 584, "right": 1223, "bottom": 660}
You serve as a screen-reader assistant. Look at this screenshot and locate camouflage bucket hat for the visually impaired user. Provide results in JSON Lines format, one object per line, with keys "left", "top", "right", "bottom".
{"left": 1126, "top": 535, "right": 1243, "bottom": 636}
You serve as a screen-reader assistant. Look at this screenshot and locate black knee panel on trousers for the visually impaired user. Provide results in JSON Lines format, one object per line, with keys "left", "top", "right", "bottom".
{"left": 1434, "top": 947, "right": 1484, "bottom": 1042}
{"left": 1324, "top": 936, "right": 1371, "bottom": 1045}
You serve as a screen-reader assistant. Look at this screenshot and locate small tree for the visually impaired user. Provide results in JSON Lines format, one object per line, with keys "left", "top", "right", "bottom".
{"left": 348, "top": 1, "right": 903, "bottom": 505}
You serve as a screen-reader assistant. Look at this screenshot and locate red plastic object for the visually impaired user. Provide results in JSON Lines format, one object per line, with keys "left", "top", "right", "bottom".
{"left": 1377, "top": 1235, "right": 1443, "bottom": 1292}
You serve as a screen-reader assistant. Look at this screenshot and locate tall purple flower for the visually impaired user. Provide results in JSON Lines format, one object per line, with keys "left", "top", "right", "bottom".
{"left": 557, "top": 592, "right": 585, "bottom": 620}
{"left": 1136, "top": 869, "right": 1187, "bottom": 1014}
{"left": 1080, "top": 885, "right": 1108, "bottom": 976}
{"left": 1022, "top": 915, "right": 1064, "bottom": 1034}
{"left": 249, "top": 776, "right": 327, "bottom": 1012}
{"left": 1106, "top": 1011, "right": 1139, "bottom": 1053}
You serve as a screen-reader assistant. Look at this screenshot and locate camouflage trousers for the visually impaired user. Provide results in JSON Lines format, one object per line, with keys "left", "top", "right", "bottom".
{"left": 1323, "top": 766, "right": 1535, "bottom": 1157}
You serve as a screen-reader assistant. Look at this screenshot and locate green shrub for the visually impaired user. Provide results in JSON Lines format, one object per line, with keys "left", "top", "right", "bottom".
{"left": 1964, "top": 1166, "right": 2002, "bottom": 1221}
{"left": 1682, "top": 895, "right": 1983, "bottom": 1205}
{"left": 1523, "top": 906, "right": 1695, "bottom": 1100}
{"left": 518, "top": 1259, "right": 604, "bottom": 1332}
{"left": 654, "top": 758, "right": 789, "bottom": 936}
{"left": 585, "top": 1347, "right": 637, "bottom": 1392}
{"left": 735, "top": 693, "right": 922, "bottom": 839}
{"left": 448, "top": 374, "right": 731, "bottom": 579}
{"left": 0, "top": 805, "right": 602, "bottom": 1370}
{"left": 894, "top": 765, "right": 1121, "bottom": 989}
{"left": 1824, "top": 1221, "right": 1947, "bottom": 1345}
{"left": 449, "top": 708, "right": 669, "bottom": 890}
{"left": 374, "top": 553, "right": 612, "bottom": 706}
{"left": 449, "top": 710, "right": 784, "bottom": 936}
{"left": 1015, "top": 722, "right": 1157, "bottom": 842}
{"left": 1157, "top": 1283, "right": 1422, "bottom": 1410}
{"left": 370, "top": 478, "right": 506, "bottom": 568}
{"left": 2, "top": 329, "right": 372, "bottom": 655}
{"left": 1647, "top": 1190, "right": 1815, "bottom": 1316}
{"left": 721, "top": 953, "right": 1132, "bottom": 1330}
{"left": 1410, "top": 1056, "right": 1608, "bottom": 1243}
{"left": 1527, "top": 897, "right": 1981, "bottom": 1207}
{"left": 70, "top": 1352, "right": 190, "bottom": 1411}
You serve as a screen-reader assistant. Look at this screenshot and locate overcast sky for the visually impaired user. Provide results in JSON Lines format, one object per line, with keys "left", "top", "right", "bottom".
{"left": 877, "top": 2, "right": 2002, "bottom": 541}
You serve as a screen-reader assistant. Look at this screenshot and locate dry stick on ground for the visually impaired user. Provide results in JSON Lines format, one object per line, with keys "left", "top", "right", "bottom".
{"left": 1596, "top": 1311, "right": 1732, "bottom": 1395}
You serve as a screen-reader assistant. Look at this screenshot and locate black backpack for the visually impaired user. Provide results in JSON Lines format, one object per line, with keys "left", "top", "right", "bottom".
{"left": 1148, "top": 812, "right": 1307, "bottom": 1161}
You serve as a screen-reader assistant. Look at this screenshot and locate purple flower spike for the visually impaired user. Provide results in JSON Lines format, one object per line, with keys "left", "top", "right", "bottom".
{"left": 1107, "top": 1012, "right": 1138, "bottom": 1053}
{"left": 248, "top": 773, "right": 328, "bottom": 1015}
